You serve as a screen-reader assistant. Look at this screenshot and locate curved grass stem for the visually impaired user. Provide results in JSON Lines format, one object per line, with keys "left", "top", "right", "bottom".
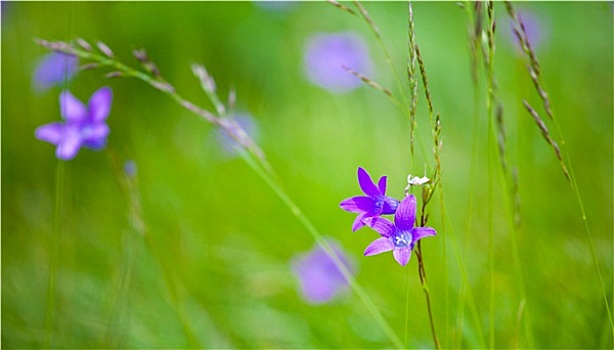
{"left": 36, "top": 39, "right": 403, "bottom": 349}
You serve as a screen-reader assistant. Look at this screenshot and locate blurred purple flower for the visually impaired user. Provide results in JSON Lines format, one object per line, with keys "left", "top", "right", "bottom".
{"left": 35, "top": 87, "right": 113, "bottom": 160}
{"left": 215, "top": 113, "right": 258, "bottom": 158}
{"left": 292, "top": 239, "right": 355, "bottom": 304}
{"left": 124, "top": 160, "right": 137, "bottom": 177}
{"left": 508, "top": 10, "right": 549, "bottom": 52}
{"left": 363, "top": 194, "right": 436, "bottom": 266}
{"left": 340, "top": 167, "right": 400, "bottom": 232}
{"left": 254, "top": 1, "right": 296, "bottom": 12}
{"left": 33, "top": 52, "right": 78, "bottom": 90}
{"left": 304, "top": 32, "right": 372, "bottom": 93}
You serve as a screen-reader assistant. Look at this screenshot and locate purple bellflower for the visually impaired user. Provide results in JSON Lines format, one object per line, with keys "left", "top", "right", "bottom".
{"left": 35, "top": 87, "right": 113, "bottom": 160}
{"left": 304, "top": 32, "right": 372, "bottom": 93}
{"left": 291, "top": 239, "right": 355, "bottom": 304}
{"left": 362, "top": 194, "right": 436, "bottom": 266}
{"left": 340, "top": 167, "right": 400, "bottom": 232}
{"left": 33, "top": 52, "right": 78, "bottom": 90}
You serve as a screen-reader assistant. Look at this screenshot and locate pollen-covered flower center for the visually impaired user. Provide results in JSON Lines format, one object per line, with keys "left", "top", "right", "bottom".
{"left": 392, "top": 231, "right": 412, "bottom": 248}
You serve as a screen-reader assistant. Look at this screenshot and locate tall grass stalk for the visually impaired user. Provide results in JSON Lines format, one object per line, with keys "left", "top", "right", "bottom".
{"left": 36, "top": 39, "right": 404, "bottom": 349}
{"left": 143, "top": 230, "right": 202, "bottom": 347}
{"left": 101, "top": 151, "right": 141, "bottom": 347}
{"left": 43, "top": 11, "right": 77, "bottom": 345}
{"left": 414, "top": 42, "right": 441, "bottom": 350}
{"left": 407, "top": 2, "right": 418, "bottom": 156}
{"left": 461, "top": 3, "right": 486, "bottom": 348}
{"left": 462, "top": 2, "right": 534, "bottom": 347}
{"left": 44, "top": 161, "right": 65, "bottom": 348}
{"left": 417, "top": 196, "right": 439, "bottom": 349}
{"left": 105, "top": 150, "right": 202, "bottom": 348}
{"left": 329, "top": 1, "right": 412, "bottom": 120}
{"left": 441, "top": 201, "right": 486, "bottom": 348}
{"left": 504, "top": 1, "right": 614, "bottom": 335}
{"left": 485, "top": 3, "right": 496, "bottom": 347}
{"left": 350, "top": 2, "right": 412, "bottom": 117}
{"left": 486, "top": 103, "right": 496, "bottom": 349}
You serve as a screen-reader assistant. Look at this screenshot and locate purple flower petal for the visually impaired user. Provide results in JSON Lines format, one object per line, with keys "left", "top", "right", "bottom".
{"left": 351, "top": 213, "right": 368, "bottom": 232}
{"left": 395, "top": 195, "right": 417, "bottom": 231}
{"left": 377, "top": 175, "right": 387, "bottom": 194}
{"left": 339, "top": 196, "right": 376, "bottom": 213}
{"left": 362, "top": 216, "right": 395, "bottom": 238}
{"left": 381, "top": 197, "right": 399, "bottom": 215}
{"left": 55, "top": 128, "right": 82, "bottom": 160}
{"left": 393, "top": 248, "right": 411, "bottom": 266}
{"left": 82, "top": 123, "right": 110, "bottom": 141}
{"left": 82, "top": 133, "right": 108, "bottom": 150}
{"left": 35, "top": 122, "right": 64, "bottom": 145}
{"left": 88, "top": 87, "right": 113, "bottom": 122}
{"left": 412, "top": 227, "right": 437, "bottom": 243}
{"left": 60, "top": 91, "right": 87, "bottom": 122}
{"left": 357, "top": 167, "right": 381, "bottom": 197}
{"left": 364, "top": 237, "right": 393, "bottom": 256}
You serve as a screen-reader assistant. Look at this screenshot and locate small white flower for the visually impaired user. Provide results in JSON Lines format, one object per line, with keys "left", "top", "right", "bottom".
{"left": 407, "top": 174, "right": 430, "bottom": 186}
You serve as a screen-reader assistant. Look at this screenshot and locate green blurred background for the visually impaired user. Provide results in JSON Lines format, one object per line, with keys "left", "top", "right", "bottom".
{"left": 2, "top": 1, "right": 612, "bottom": 348}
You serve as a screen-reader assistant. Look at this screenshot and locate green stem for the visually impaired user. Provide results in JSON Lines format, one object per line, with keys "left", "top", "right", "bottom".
{"left": 486, "top": 3, "right": 497, "bottom": 347}
{"left": 563, "top": 148, "right": 614, "bottom": 335}
{"left": 418, "top": 199, "right": 440, "bottom": 349}
{"left": 486, "top": 62, "right": 496, "bottom": 350}
{"left": 44, "top": 161, "right": 65, "bottom": 348}
{"left": 442, "top": 202, "right": 485, "bottom": 348}
{"left": 416, "top": 242, "right": 440, "bottom": 349}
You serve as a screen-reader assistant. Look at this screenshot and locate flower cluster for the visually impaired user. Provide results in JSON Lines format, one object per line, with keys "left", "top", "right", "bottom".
{"left": 340, "top": 167, "right": 436, "bottom": 266}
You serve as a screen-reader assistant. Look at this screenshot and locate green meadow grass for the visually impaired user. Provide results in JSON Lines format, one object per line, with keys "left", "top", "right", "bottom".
{"left": 2, "top": 2, "right": 612, "bottom": 348}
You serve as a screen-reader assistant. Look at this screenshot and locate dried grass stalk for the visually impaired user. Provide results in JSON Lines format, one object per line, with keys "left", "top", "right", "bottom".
{"left": 342, "top": 65, "right": 393, "bottom": 97}
{"left": 326, "top": 0, "right": 357, "bottom": 16}
{"left": 523, "top": 100, "right": 570, "bottom": 180}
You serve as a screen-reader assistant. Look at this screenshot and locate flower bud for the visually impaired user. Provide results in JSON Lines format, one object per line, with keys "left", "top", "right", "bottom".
{"left": 422, "top": 183, "right": 432, "bottom": 205}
